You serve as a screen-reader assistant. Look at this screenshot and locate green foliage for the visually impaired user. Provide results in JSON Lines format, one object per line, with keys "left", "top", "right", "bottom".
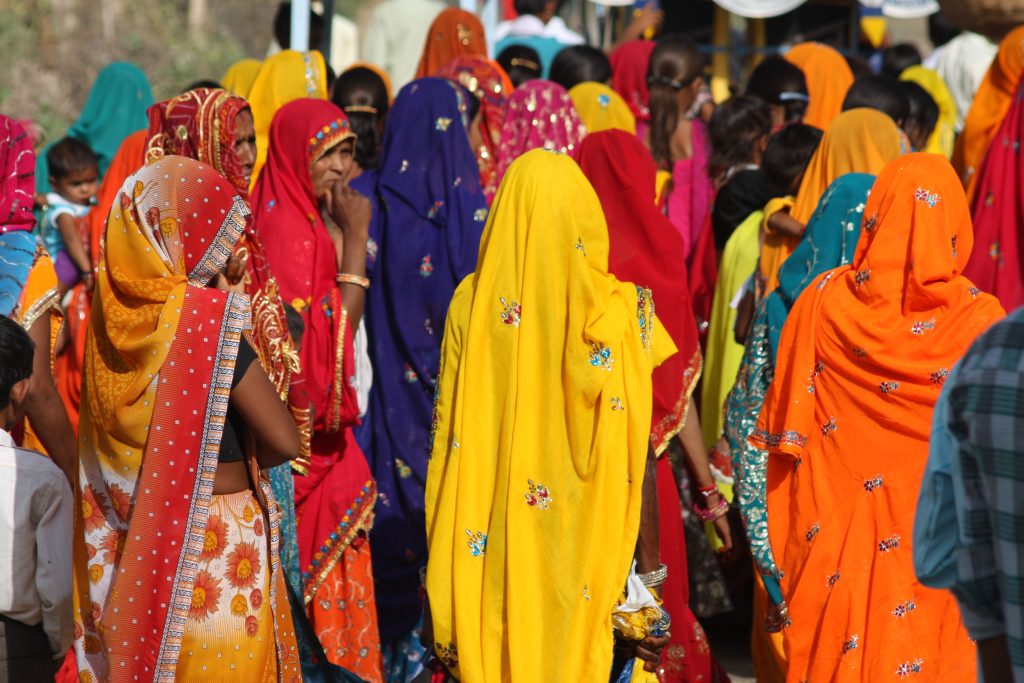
{"left": 0, "top": 0, "right": 276, "bottom": 146}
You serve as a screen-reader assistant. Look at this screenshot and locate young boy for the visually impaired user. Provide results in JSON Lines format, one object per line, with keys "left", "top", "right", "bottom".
{"left": 42, "top": 137, "right": 98, "bottom": 294}
{"left": 0, "top": 316, "right": 73, "bottom": 680}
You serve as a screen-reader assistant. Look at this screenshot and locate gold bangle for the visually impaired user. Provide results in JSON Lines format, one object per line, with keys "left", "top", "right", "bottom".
{"left": 336, "top": 273, "right": 370, "bottom": 290}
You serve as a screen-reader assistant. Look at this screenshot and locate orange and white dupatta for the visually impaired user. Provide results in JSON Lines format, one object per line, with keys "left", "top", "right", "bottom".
{"left": 73, "top": 157, "right": 295, "bottom": 681}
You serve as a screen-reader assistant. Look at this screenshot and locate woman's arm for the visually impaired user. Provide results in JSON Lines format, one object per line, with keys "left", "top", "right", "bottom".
{"left": 25, "top": 315, "right": 76, "bottom": 484}
{"left": 633, "top": 441, "right": 671, "bottom": 673}
{"left": 329, "top": 181, "right": 372, "bottom": 328}
{"left": 766, "top": 210, "right": 805, "bottom": 238}
{"left": 230, "top": 362, "right": 301, "bottom": 469}
{"left": 636, "top": 442, "right": 660, "bottom": 574}
{"left": 676, "top": 397, "right": 733, "bottom": 550}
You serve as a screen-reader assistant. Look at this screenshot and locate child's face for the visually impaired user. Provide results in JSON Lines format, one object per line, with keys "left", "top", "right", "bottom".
{"left": 51, "top": 166, "right": 98, "bottom": 205}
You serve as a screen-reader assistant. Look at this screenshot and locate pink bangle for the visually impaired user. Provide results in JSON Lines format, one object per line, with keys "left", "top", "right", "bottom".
{"left": 693, "top": 498, "right": 728, "bottom": 522}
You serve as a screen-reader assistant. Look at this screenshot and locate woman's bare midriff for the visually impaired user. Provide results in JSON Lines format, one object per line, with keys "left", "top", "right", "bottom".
{"left": 213, "top": 460, "right": 252, "bottom": 494}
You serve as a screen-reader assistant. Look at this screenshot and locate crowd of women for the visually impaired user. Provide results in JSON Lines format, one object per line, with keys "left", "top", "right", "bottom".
{"left": 2, "top": 4, "right": 1024, "bottom": 682}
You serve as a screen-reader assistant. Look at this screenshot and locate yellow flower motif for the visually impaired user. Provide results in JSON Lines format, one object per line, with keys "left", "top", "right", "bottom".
{"left": 231, "top": 593, "right": 248, "bottom": 616}
{"left": 88, "top": 564, "right": 104, "bottom": 583}
{"left": 243, "top": 505, "right": 255, "bottom": 523}
{"left": 80, "top": 671, "right": 95, "bottom": 683}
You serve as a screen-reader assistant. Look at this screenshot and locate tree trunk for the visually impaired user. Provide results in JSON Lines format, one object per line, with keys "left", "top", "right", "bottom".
{"left": 188, "top": 0, "right": 207, "bottom": 31}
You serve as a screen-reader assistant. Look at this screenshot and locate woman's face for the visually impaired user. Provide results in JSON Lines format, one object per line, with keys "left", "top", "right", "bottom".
{"left": 310, "top": 138, "right": 355, "bottom": 200}
{"left": 232, "top": 109, "right": 256, "bottom": 186}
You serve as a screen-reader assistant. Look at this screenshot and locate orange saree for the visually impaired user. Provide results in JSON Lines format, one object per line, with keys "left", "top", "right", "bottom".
{"left": 752, "top": 153, "right": 1004, "bottom": 682}
{"left": 413, "top": 9, "right": 488, "bottom": 79}
{"left": 784, "top": 43, "right": 853, "bottom": 131}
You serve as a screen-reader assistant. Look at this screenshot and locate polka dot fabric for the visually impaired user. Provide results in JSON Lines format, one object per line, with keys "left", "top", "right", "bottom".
{"left": 73, "top": 157, "right": 299, "bottom": 681}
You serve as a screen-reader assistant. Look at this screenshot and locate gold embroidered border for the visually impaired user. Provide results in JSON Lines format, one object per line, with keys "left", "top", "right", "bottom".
{"left": 302, "top": 479, "right": 377, "bottom": 605}
{"left": 652, "top": 348, "right": 704, "bottom": 457}
{"left": 329, "top": 305, "right": 349, "bottom": 433}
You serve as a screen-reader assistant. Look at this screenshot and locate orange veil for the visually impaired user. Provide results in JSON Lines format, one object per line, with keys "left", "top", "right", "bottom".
{"left": 785, "top": 42, "right": 854, "bottom": 131}
{"left": 791, "top": 108, "right": 903, "bottom": 224}
{"left": 413, "top": 9, "right": 487, "bottom": 79}
{"left": 752, "top": 154, "right": 1004, "bottom": 682}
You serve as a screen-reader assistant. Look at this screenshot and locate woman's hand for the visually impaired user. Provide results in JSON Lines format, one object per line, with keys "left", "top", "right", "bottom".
{"left": 328, "top": 179, "right": 372, "bottom": 243}
{"left": 213, "top": 270, "right": 246, "bottom": 295}
{"left": 619, "top": 632, "right": 671, "bottom": 672}
{"left": 708, "top": 493, "right": 734, "bottom": 553}
{"left": 224, "top": 251, "right": 248, "bottom": 287}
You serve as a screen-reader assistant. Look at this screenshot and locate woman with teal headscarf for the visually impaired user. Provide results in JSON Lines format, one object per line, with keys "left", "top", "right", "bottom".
{"left": 723, "top": 173, "right": 875, "bottom": 628}
{"left": 36, "top": 62, "right": 153, "bottom": 193}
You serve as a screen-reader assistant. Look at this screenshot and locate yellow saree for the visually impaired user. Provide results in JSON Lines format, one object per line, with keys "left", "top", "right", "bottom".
{"left": 701, "top": 209, "right": 760, "bottom": 448}
{"left": 425, "top": 150, "right": 675, "bottom": 682}
{"left": 569, "top": 82, "right": 638, "bottom": 135}
{"left": 247, "top": 50, "right": 328, "bottom": 185}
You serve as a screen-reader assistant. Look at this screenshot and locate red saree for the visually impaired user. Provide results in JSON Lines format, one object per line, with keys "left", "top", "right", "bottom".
{"left": 610, "top": 40, "right": 656, "bottom": 124}
{"left": 964, "top": 74, "right": 1024, "bottom": 312}
{"left": 578, "top": 130, "right": 725, "bottom": 683}
{"left": 146, "top": 87, "right": 306, "bottom": 449}
{"left": 253, "top": 98, "right": 382, "bottom": 681}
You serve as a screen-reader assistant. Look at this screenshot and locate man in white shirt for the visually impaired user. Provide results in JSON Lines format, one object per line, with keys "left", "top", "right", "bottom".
{"left": 492, "top": 0, "right": 585, "bottom": 76}
{"left": 0, "top": 316, "right": 73, "bottom": 681}
{"left": 492, "top": 0, "right": 584, "bottom": 45}
{"left": 361, "top": 0, "right": 447, "bottom": 91}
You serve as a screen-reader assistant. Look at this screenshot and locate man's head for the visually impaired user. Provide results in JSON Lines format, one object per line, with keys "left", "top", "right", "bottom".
{"left": 514, "top": 0, "right": 560, "bottom": 23}
{"left": 0, "top": 317, "right": 34, "bottom": 433}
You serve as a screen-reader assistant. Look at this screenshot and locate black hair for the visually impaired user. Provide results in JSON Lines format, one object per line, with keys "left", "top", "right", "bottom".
{"left": 0, "top": 317, "right": 34, "bottom": 411}
{"left": 513, "top": 0, "right": 552, "bottom": 17}
{"left": 880, "top": 43, "right": 922, "bottom": 79}
{"left": 47, "top": 137, "right": 98, "bottom": 180}
{"left": 283, "top": 303, "right": 305, "bottom": 349}
{"left": 496, "top": 45, "right": 542, "bottom": 89}
{"left": 325, "top": 62, "right": 337, "bottom": 95}
{"left": 842, "top": 74, "right": 909, "bottom": 125}
{"left": 745, "top": 56, "right": 809, "bottom": 125}
{"left": 846, "top": 55, "right": 874, "bottom": 80}
{"left": 549, "top": 45, "right": 612, "bottom": 90}
{"left": 274, "top": 1, "right": 324, "bottom": 50}
{"left": 183, "top": 79, "right": 222, "bottom": 93}
{"left": 708, "top": 95, "right": 772, "bottom": 177}
{"left": 901, "top": 80, "right": 939, "bottom": 144}
{"left": 928, "top": 13, "right": 959, "bottom": 50}
{"left": 647, "top": 33, "right": 703, "bottom": 170}
{"left": 762, "top": 123, "right": 823, "bottom": 194}
{"left": 331, "top": 67, "right": 391, "bottom": 171}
